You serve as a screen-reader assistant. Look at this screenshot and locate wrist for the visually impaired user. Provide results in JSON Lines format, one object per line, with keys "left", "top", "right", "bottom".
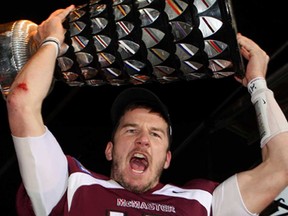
{"left": 40, "top": 37, "right": 61, "bottom": 57}
{"left": 247, "top": 77, "right": 267, "bottom": 95}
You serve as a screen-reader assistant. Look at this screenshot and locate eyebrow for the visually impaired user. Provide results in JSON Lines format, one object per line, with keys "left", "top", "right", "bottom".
{"left": 121, "top": 122, "right": 166, "bottom": 136}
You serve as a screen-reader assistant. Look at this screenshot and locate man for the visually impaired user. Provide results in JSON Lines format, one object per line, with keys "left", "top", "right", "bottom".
{"left": 6, "top": 4, "right": 288, "bottom": 216}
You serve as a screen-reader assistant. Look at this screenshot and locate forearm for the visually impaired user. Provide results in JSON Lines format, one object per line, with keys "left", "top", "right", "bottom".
{"left": 248, "top": 77, "right": 288, "bottom": 147}
{"left": 10, "top": 43, "right": 57, "bottom": 104}
{"left": 7, "top": 43, "right": 58, "bottom": 137}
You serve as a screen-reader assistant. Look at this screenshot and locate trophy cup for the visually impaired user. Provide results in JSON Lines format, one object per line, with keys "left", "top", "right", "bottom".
{"left": 0, "top": 0, "right": 244, "bottom": 99}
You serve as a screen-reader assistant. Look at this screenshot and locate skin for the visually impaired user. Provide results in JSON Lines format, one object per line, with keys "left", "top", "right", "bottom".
{"left": 5, "top": 4, "right": 288, "bottom": 215}
{"left": 105, "top": 108, "right": 171, "bottom": 193}
{"left": 7, "top": 5, "right": 75, "bottom": 137}
{"left": 235, "top": 33, "right": 288, "bottom": 213}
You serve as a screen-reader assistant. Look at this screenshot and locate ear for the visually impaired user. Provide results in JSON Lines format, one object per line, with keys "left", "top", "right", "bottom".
{"left": 164, "top": 150, "right": 172, "bottom": 169}
{"left": 105, "top": 141, "right": 113, "bottom": 161}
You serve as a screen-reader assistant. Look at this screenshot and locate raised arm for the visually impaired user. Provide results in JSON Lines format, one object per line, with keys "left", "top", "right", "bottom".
{"left": 235, "top": 33, "right": 288, "bottom": 214}
{"left": 6, "top": 5, "right": 75, "bottom": 216}
{"left": 6, "top": 5, "right": 74, "bottom": 137}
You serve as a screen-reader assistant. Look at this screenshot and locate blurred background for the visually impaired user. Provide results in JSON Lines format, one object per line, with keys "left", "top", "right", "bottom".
{"left": 0, "top": 0, "right": 288, "bottom": 215}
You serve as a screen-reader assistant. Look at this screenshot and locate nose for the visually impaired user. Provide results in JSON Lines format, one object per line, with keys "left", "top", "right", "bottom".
{"left": 135, "top": 131, "right": 150, "bottom": 147}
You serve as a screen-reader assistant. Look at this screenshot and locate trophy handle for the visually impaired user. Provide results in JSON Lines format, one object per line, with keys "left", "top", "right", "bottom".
{"left": 0, "top": 20, "right": 38, "bottom": 99}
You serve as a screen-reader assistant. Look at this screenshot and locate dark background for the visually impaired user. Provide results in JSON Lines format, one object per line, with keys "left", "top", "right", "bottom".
{"left": 1, "top": 0, "right": 288, "bottom": 215}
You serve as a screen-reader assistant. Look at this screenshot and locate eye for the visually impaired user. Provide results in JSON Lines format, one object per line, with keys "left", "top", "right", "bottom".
{"left": 150, "top": 131, "right": 161, "bottom": 138}
{"left": 126, "top": 127, "right": 137, "bottom": 134}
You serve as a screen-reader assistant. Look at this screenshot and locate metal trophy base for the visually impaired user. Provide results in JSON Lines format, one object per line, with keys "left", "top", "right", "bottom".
{"left": 0, "top": 20, "right": 37, "bottom": 98}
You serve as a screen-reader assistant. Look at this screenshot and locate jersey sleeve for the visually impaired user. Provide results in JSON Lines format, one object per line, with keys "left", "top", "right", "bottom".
{"left": 13, "top": 126, "right": 68, "bottom": 216}
{"left": 212, "top": 174, "right": 259, "bottom": 216}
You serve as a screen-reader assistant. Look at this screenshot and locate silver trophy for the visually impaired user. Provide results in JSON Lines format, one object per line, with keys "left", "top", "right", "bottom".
{"left": 0, "top": 20, "right": 38, "bottom": 98}
{"left": 0, "top": 0, "right": 244, "bottom": 99}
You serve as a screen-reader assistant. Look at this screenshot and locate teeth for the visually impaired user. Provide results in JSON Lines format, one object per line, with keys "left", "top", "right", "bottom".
{"left": 132, "top": 169, "right": 144, "bottom": 174}
{"left": 133, "top": 153, "right": 145, "bottom": 158}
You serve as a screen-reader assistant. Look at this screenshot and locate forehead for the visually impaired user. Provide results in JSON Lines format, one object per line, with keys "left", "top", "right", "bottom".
{"left": 119, "top": 107, "right": 168, "bottom": 130}
{"left": 122, "top": 107, "right": 166, "bottom": 122}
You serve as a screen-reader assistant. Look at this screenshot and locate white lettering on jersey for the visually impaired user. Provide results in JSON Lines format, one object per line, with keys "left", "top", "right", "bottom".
{"left": 117, "top": 198, "right": 176, "bottom": 213}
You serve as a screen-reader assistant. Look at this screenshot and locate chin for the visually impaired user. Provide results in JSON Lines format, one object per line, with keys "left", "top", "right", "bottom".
{"left": 122, "top": 179, "right": 151, "bottom": 193}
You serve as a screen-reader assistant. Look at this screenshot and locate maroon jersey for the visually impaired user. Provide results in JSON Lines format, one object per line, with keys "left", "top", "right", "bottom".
{"left": 17, "top": 156, "right": 219, "bottom": 216}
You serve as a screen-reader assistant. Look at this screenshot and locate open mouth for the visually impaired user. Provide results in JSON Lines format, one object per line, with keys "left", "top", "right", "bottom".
{"left": 130, "top": 153, "right": 148, "bottom": 174}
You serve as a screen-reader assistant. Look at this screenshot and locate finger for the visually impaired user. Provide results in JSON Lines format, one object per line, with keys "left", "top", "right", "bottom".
{"left": 240, "top": 46, "right": 250, "bottom": 60}
{"left": 234, "top": 75, "right": 248, "bottom": 87}
{"left": 59, "top": 5, "right": 75, "bottom": 21}
{"left": 237, "top": 34, "right": 254, "bottom": 60}
{"left": 48, "top": 5, "right": 75, "bottom": 21}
